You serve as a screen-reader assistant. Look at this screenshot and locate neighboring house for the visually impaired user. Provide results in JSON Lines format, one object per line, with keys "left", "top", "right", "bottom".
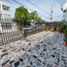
{"left": 61, "top": 2, "right": 67, "bottom": 22}
{"left": 0, "top": 0, "right": 17, "bottom": 33}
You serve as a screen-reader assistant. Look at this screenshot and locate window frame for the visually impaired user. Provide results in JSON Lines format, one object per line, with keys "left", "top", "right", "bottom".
{"left": 2, "top": 4, "right": 10, "bottom": 11}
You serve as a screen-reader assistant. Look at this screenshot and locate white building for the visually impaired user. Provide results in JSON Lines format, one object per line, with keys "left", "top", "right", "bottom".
{"left": 0, "top": 0, "right": 17, "bottom": 33}
{"left": 61, "top": 2, "right": 67, "bottom": 22}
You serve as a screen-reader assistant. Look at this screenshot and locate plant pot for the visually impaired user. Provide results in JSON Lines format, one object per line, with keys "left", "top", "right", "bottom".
{"left": 64, "top": 42, "right": 67, "bottom": 46}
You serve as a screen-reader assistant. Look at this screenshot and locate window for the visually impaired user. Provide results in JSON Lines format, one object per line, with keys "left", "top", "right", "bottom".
{"left": 63, "top": 10, "right": 66, "bottom": 13}
{"left": 2, "top": 5, "right": 9, "bottom": 11}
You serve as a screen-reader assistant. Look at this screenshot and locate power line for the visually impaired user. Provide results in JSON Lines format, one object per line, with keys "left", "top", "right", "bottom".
{"left": 8, "top": 0, "right": 63, "bottom": 21}
{"left": 11, "top": 0, "right": 23, "bottom": 6}
{"left": 11, "top": 0, "right": 50, "bottom": 16}
{"left": 55, "top": 0, "right": 65, "bottom": 3}
{"left": 26, "top": 0, "right": 50, "bottom": 15}
{"left": 6, "top": 0, "right": 20, "bottom": 6}
{"left": 10, "top": 0, "right": 49, "bottom": 19}
{"left": 27, "top": 7, "right": 49, "bottom": 19}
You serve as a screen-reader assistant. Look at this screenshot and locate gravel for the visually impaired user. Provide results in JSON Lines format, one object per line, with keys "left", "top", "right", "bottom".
{"left": 0, "top": 31, "right": 67, "bottom": 67}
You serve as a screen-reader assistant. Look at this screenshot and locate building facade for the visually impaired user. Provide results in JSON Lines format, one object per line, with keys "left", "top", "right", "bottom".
{"left": 0, "top": 0, "right": 17, "bottom": 33}
{"left": 61, "top": 2, "right": 67, "bottom": 22}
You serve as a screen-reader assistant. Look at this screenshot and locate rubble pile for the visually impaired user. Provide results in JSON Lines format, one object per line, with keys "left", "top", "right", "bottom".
{"left": 0, "top": 31, "right": 67, "bottom": 67}
{"left": 18, "top": 32, "right": 67, "bottom": 67}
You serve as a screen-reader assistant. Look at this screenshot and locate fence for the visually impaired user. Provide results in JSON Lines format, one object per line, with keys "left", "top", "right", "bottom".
{"left": 25, "top": 25, "right": 45, "bottom": 36}
{"left": 0, "top": 19, "right": 46, "bottom": 45}
{"left": 0, "top": 19, "right": 23, "bottom": 45}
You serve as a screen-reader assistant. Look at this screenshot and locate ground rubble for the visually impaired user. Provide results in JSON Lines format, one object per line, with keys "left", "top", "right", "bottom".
{"left": 0, "top": 31, "right": 67, "bottom": 67}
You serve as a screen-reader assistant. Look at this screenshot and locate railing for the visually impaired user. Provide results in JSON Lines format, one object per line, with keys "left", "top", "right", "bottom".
{"left": 25, "top": 26, "right": 45, "bottom": 36}
{"left": 0, "top": 19, "right": 23, "bottom": 45}
{"left": 0, "top": 19, "right": 46, "bottom": 45}
{"left": 0, "top": 31, "right": 23, "bottom": 45}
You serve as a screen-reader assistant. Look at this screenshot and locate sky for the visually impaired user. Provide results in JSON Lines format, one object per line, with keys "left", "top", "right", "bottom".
{"left": 3, "top": 0, "right": 66, "bottom": 21}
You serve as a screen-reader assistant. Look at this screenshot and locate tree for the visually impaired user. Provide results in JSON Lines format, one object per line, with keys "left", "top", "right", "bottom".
{"left": 30, "top": 11, "right": 43, "bottom": 23}
{"left": 14, "top": 6, "right": 30, "bottom": 29}
{"left": 14, "top": 6, "right": 45, "bottom": 30}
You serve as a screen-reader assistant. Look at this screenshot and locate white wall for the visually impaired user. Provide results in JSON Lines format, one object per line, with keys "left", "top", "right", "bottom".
{"left": 62, "top": 3, "right": 67, "bottom": 11}
{"left": 64, "top": 10, "right": 67, "bottom": 22}
{"left": 62, "top": 3, "right": 67, "bottom": 22}
{"left": 0, "top": 1, "right": 18, "bottom": 33}
{"left": 0, "top": 1, "right": 11, "bottom": 19}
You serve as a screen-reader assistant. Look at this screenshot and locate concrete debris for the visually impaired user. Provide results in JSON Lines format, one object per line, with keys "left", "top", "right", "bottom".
{"left": 0, "top": 31, "right": 67, "bottom": 67}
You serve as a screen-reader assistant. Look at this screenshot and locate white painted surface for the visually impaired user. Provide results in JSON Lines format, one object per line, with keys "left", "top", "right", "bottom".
{"left": 62, "top": 3, "right": 67, "bottom": 22}
{"left": 0, "top": 1, "right": 17, "bottom": 33}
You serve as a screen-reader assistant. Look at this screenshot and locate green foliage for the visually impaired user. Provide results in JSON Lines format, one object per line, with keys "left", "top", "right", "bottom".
{"left": 14, "top": 6, "right": 45, "bottom": 29}
{"left": 59, "top": 23, "right": 67, "bottom": 42}
{"left": 30, "top": 11, "right": 43, "bottom": 22}
{"left": 59, "top": 23, "right": 65, "bottom": 30}
{"left": 14, "top": 6, "right": 30, "bottom": 27}
{"left": 63, "top": 24, "right": 67, "bottom": 35}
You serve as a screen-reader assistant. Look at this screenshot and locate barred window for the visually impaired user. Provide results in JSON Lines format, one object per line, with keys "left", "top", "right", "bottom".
{"left": 2, "top": 5, "right": 9, "bottom": 11}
